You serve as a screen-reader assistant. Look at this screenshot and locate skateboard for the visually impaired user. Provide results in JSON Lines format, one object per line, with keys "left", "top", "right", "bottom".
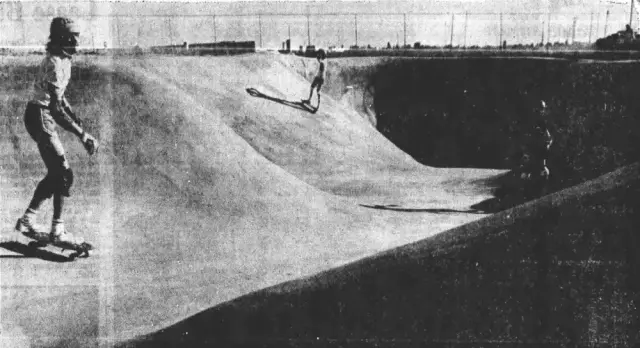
{"left": 22, "top": 230, "right": 94, "bottom": 260}
{"left": 301, "top": 99, "right": 319, "bottom": 113}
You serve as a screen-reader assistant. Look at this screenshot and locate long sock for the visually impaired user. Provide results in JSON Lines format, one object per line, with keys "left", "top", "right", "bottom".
{"left": 53, "top": 193, "right": 65, "bottom": 221}
{"left": 51, "top": 218, "right": 64, "bottom": 236}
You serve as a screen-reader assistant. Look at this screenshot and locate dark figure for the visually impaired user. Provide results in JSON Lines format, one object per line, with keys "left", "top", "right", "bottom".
{"left": 520, "top": 102, "right": 553, "bottom": 200}
{"left": 302, "top": 49, "right": 326, "bottom": 109}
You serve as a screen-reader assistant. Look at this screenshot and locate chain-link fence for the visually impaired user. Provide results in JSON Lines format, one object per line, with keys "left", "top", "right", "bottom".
{"left": 0, "top": 1, "right": 637, "bottom": 50}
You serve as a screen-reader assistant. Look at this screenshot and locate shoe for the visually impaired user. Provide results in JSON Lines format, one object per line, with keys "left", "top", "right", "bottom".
{"left": 15, "top": 216, "right": 37, "bottom": 233}
{"left": 49, "top": 222, "right": 77, "bottom": 244}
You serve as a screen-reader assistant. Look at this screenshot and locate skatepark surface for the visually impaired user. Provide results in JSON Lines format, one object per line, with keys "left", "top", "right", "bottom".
{"left": 1, "top": 53, "right": 637, "bottom": 347}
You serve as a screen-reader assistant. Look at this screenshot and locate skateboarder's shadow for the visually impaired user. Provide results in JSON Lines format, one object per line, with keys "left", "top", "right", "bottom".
{"left": 246, "top": 88, "right": 317, "bottom": 114}
{"left": 360, "top": 204, "right": 484, "bottom": 214}
{"left": 0, "top": 241, "right": 72, "bottom": 263}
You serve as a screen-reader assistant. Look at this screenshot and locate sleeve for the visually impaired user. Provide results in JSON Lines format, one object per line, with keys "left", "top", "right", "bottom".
{"left": 44, "top": 56, "right": 67, "bottom": 96}
{"left": 49, "top": 86, "right": 81, "bottom": 134}
{"left": 46, "top": 59, "right": 82, "bottom": 135}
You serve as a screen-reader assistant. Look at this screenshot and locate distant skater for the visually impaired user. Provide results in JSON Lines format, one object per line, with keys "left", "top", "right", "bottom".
{"left": 521, "top": 101, "right": 553, "bottom": 199}
{"left": 303, "top": 49, "right": 327, "bottom": 109}
{"left": 15, "top": 17, "right": 98, "bottom": 243}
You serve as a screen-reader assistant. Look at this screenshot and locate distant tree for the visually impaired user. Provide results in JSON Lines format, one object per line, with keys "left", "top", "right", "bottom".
{"left": 387, "top": 42, "right": 392, "bottom": 49}
{"left": 413, "top": 42, "right": 421, "bottom": 49}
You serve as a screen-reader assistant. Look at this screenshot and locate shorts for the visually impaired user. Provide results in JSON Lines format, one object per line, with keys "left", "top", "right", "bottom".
{"left": 311, "top": 76, "right": 324, "bottom": 91}
{"left": 23, "top": 102, "right": 69, "bottom": 172}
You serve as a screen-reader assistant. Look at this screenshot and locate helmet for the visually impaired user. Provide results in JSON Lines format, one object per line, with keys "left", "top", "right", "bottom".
{"left": 50, "top": 17, "right": 80, "bottom": 37}
{"left": 49, "top": 17, "right": 80, "bottom": 57}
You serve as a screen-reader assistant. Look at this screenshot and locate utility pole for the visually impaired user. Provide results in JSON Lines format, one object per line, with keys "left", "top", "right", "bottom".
{"left": 307, "top": 13, "right": 311, "bottom": 46}
{"left": 166, "top": 17, "right": 172, "bottom": 46}
{"left": 547, "top": 12, "right": 551, "bottom": 44}
{"left": 541, "top": 21, "right": 545, "bottom": 46}
{"left": 596, "top": 8, "right": 601, "bottom": 38}
{"left": 464, "top": 11, "right": 468, "bottom": 48}
{"left": 116, "top": 16, "right": 121, "bottom": 48}
{"left": 213, "top": 15, "right": 217, "bottom": 42}
{"left": 631, "top": 0, "right": 635, "bottom": 28}
{"left": 589, "top": 12, "right": 594, "bottom": 43}
{"left": 499, "top": 12, "right": 503, "bottom": 48}
{"left": 403, "top": 14, "right": 407, "bottom": 48}
{"left": 572, "top": 17, "right": 577, "bottom": 44}
{"left": 449, "top": 13, "right": 454, "bottom": 48}
{"left": 604, "top": 10, "right": 610, "bottom": 36}
{"left": 355, "top": 14, "right": 358, "bottom": 47}
{"left": 258, "top": 14, "right": 262, "bottom": 48}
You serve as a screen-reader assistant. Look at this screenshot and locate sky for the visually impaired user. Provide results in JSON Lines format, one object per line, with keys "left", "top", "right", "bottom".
{"left": 0, "top": 0, "right": 637, "bottom": 49}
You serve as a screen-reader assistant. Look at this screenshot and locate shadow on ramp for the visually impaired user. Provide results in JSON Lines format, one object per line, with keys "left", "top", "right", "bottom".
{"left": 360, "top": 204, "right": 483, "bottom": 214}
{"left": 472, "top": 170, "right": 553, "bottom": 213}
{"left": 122, "top": 164, "right": 640, "bottom": 348}
{"left": 0, "top": 241, "right": 72, "bottom": 263}
{"left": 246, "top": 88, "right": 317, "bottom": 114}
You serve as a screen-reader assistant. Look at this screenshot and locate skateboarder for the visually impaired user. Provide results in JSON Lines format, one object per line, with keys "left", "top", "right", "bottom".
{"left": 15, "top": 17, "right": 98, "bottom": 243}
{"left": 303, "top": 49, "right": 326, "bottom": 108}
{"left": 520, "top": 101, "right": 553, "bottom": 199}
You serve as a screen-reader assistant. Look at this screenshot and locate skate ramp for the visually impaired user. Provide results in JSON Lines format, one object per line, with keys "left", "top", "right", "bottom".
{"left": 125, "top": 162, "right": 640, "bottom": 347}
{"left": 0, "top": 54, "right": 500, "bottom": 347}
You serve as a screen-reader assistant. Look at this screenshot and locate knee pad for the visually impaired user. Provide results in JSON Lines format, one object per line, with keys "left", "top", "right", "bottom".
{"left": 48, "top": 168, "right": 74, "bottom": 197}
{"left": 34, "top": 175, "right": 56, "bottom": 200}
{"left": 59, "top": 167, "right": 74, "bottom": 197}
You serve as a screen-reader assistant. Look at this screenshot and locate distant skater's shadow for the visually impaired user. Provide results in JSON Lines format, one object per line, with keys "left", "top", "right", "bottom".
{"left": 246, "top": 88, "right": 317, "bottom": 113}
{"left": 0, "top": 241, "right": 72, "bottom": 263}
{"left": 360, "top": 204, "right": 484, "bottom": 214}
